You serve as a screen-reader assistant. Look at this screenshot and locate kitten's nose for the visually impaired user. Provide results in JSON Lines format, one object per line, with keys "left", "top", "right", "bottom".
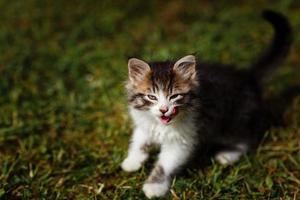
{"left": 159, "top": 106, "right": 168, "bottom": 114}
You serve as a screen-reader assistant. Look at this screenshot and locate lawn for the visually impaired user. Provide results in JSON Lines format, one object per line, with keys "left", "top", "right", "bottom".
{"left": 0, "top": 0, "right": 300, "bottom": 199}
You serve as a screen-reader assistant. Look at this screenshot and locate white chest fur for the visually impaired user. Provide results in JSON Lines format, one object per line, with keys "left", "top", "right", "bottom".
{"left": 129, "top": 107, "right": 197, "bottom": 146}
{"left": 123, "top": 106, "right": 199, "bottom": 199}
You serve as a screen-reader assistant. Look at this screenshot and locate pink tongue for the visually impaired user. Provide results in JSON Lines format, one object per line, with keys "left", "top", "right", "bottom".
{"left": 160, "top": 116, "right": 171, "bottom": 124}
{"left": 172, "top": 107, "right": 178, "bottom": 116}
{"left": 160, "top": 107, "right": 179, "bottom": 124}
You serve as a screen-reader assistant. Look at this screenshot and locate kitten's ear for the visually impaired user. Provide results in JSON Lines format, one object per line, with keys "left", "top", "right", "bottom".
{"left": 128, "top": 58, "right": 151, "bottom": 82}
{"left": 173, "top": 55, "right": 196, "bottom": 81}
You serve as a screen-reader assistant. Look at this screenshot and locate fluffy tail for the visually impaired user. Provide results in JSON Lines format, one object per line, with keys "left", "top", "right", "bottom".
{"left": 251, "top": 10, "right": 292, "bottom": 81}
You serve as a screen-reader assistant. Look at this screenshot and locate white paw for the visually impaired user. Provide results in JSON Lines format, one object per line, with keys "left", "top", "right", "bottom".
{"left": 121, "top": 157, "right": 143, "bottom": 172}
{"left": 142, "top": 181, "right": 170, "bottom": 199}
{"left": 215, "top": 151, "right": 242, "bottom": 165}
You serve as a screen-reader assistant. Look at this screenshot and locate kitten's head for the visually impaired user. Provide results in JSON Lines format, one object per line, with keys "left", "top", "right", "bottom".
{"left": 126, "top": 55, "right": 198, "bottom": 125}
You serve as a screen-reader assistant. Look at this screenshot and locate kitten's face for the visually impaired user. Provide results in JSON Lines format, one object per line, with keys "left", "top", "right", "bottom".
{"left": 126, "top": 55, "right": 198, "bottom": 125}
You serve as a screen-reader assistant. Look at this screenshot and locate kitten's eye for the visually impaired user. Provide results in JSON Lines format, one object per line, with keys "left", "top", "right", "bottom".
{"left": 147, "top": 95, "right": 157, "bottom": 101}
{"left": 169, "top": 94, "right": 183, "bottom": 100}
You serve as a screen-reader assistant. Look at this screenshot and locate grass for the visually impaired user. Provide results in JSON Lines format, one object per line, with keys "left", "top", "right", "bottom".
{"left": 0, "top": 0, "right": 300, "bottom": 199}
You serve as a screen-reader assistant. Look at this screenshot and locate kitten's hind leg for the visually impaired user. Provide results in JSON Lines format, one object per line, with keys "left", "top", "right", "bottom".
{"left": 215, "top": 143, "right": 248, "bottom": 165}
{"left": 121, "top": 127, "right": 150, "bottom": 172}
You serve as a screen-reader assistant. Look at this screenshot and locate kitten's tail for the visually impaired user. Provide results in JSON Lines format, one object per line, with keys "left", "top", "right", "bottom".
{"left": 251, "top": 10, "right": 292, "bottom": 82}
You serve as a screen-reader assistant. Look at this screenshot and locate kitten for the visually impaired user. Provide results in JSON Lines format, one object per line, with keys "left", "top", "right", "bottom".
{"left": 121, "top": 10, "right": 292, "bottom": 198}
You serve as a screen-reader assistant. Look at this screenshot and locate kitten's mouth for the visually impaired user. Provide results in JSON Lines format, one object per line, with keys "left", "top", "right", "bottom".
{"left": 160, "top": 107, "right": 179, "bottom": 125}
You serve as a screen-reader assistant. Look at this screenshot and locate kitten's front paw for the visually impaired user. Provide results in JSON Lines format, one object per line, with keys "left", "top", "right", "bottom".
{"left": 142, "top": 181, "right": 170, "bottom": 199}
{"left": 121, "top": 157, "right": 142, "bottom": 172}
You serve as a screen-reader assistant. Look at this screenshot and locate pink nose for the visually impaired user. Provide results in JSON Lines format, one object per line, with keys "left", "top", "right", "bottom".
{"left": 159, "top": 106, "right": 168, "bottom": 114}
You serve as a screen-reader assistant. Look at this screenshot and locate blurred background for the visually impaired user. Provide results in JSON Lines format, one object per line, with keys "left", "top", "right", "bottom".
{"left": 0, "top": 0, "right": 299, "bottom": 199}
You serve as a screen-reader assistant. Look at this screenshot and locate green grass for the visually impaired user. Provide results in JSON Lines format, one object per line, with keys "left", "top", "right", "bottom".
{"left": 0, "top": 0, "right": 300, "bottom": 199}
